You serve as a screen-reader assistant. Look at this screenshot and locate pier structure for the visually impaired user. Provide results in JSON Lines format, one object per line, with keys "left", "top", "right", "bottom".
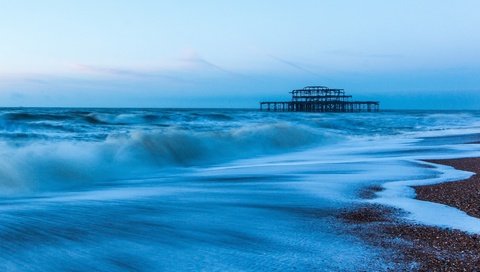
{"left": 260, "top": 86, "right": 379, "bottom": 112}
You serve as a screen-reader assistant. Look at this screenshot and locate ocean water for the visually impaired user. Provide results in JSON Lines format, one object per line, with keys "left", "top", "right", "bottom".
{"left": 0, "top": 108, "right": 480, "bottom": 271}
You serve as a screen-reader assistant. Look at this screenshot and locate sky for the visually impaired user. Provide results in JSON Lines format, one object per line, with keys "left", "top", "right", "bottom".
{"left": 0, "top": 0, "right": 479, "bottom": 109}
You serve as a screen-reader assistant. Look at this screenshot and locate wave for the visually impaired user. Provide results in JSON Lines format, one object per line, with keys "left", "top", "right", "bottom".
{"left": 1, "top": 109, "right": 480, "bottom": 195}
{"left": 0, "top": 122, "right": 332, "bottom": 194}
{"left": 2, "top": 111, "right": 163, "bottom": 126}
{"left": 4, "top": 112, "right": 73, "bottom": 122}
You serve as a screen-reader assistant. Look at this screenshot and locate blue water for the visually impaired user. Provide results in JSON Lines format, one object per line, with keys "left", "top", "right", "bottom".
{"left": 0, "top": 108, "right": 480, "bottom": 271}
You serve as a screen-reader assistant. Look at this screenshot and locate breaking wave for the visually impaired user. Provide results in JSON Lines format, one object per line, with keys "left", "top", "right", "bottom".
{"left": 1, "top": 108, "right": 480, "bottom": 195}
{"left": 0, "top": 122, "right": 329, "bottom": 194}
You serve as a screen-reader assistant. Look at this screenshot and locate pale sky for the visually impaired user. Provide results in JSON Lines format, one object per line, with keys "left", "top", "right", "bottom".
{"left": 1, "top": 0, "right": 479, "bottom": 109}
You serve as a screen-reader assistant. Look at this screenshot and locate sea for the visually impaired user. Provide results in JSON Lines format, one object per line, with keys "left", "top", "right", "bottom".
{"left": 0, "top": 108, "right": 480, "bottom": 271}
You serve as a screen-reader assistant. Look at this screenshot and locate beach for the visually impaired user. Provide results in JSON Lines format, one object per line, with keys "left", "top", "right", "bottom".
{"left": 340, "top": 204, "right": 480, "bottom": 271}
{"left": 342, "top": 156, "right": 480, "bottom": 271}
{"left": 415, "top": 158, "right": 480, "bottom": 218}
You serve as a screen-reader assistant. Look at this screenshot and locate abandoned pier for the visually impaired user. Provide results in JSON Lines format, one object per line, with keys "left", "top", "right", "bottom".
{"left": 260, "top": 86, "right": 380, "bottom": 112}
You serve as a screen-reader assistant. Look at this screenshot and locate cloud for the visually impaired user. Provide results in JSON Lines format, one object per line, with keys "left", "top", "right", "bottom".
{"left": 179, "top": 50, "right": 240, "bottom": 76}
{"left": 267, "top": 54, "right": 323, "bottom": 77}
{"left": 71, "top": 50, "right": 241, "bottom": 81}
{"left": 325, "top": 49, "right": 403, "bottom": 59}
{"left": 0, "top": 73, "right": 50, "bottom": 85}
{"left": 72, "top": 64, "right": 182, "bottom": 81}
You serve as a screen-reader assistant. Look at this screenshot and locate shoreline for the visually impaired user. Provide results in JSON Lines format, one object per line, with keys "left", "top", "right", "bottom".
{"left": 340, "top": 157, "right": 480, "bottom": 270}
{"left": 339, "top": 203, "right": 480, "bottom": 270}
{"left": 414, "top": 158, "right": 480, "bottom": 219}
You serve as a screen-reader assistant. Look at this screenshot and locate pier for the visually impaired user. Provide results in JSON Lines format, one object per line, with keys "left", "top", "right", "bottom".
{"left": 260, "top": 86, "right": 380, "bottom": 113}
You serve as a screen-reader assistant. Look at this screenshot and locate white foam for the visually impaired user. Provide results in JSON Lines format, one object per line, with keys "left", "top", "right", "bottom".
{"left": 372, "top": 161, "right": 480, "bottom": 234}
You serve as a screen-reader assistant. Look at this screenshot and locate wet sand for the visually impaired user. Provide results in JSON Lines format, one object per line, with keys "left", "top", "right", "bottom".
{"left": 338, "top": 175, "right": 480, "bottom": 271}
{"left": 414, "top": 158, "right": 480, "bottom": 218}
{"left": 339, "top": 204, "right": 480, "bottom": 271}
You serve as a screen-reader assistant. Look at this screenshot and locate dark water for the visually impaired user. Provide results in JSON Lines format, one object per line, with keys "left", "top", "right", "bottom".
{"left": 0, "top": 108, "right": 479, "bottom": 271}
